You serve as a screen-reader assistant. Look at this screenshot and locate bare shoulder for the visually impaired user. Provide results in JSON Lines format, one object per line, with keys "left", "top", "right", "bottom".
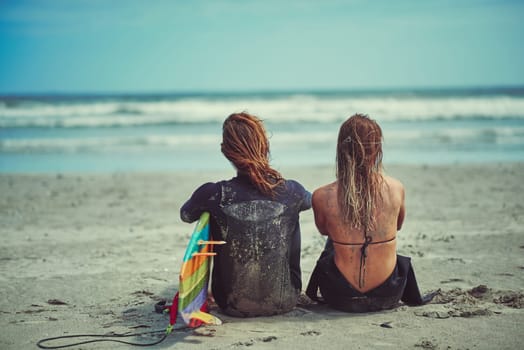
{"left": 383, "top": 174, "right": 404, "bottom": 191}
{"left": 383, "top": 174, "right": 405, "bottom": 204}
{"left": 312, "top": 182, "right": 336, "bottom": 208}
{"left": 313, "top": 182, "right": 335, "bottom": 199}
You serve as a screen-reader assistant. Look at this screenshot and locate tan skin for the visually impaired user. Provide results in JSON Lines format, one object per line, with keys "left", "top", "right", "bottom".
{"left": 312, "top": 172, "right": 405, "bottom": 293}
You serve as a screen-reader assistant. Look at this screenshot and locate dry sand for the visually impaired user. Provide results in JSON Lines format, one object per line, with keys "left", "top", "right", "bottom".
{"left": 1, "top": 163, "right": 523, "bottom": 349}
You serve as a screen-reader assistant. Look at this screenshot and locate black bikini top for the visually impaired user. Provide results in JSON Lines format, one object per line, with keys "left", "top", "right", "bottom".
{"left": 331, "top": 233, "right": 396, "bottom": 289}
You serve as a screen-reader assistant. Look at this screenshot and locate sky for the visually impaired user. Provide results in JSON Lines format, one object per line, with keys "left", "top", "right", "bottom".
{"left": 0, "top": 0, "right": 523, "bottom": 94}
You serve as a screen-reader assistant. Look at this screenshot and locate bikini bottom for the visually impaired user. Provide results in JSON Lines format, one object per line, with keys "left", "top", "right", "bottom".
{"left": 306, "top": 245, "right": 434, "bottom": 313}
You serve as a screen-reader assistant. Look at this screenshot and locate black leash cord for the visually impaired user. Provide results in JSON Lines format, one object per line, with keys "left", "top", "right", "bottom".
{"left": 36, "top": 328, "right": 188, "bottom": 349}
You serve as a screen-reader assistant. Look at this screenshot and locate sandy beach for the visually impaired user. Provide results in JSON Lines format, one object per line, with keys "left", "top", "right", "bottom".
{"left": 1, "top": 163, "right": 523, "bottom": 350}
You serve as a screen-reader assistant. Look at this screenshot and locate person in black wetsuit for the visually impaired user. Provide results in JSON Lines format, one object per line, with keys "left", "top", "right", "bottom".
{"left": 306, "top": 114, "right": 437, "bottom": 312}
{"left": 180, "top": 112, "right": 311, "bottom": 317}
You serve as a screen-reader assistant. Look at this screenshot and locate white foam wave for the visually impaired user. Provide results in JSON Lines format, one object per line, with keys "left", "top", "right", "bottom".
{"left": 2, "top": 126, "right": 523, "bottom": 154}
{"left": 1, "top": 95, "right": 524, "bottom": 128}
{"left": 0, "top": 134, "right": 221, "bottom": 153}
{"left": 382, "top": 127, "right": 524, "bottom": 146}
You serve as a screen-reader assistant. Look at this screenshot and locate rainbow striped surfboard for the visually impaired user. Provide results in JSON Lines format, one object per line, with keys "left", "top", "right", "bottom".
{"left": 167, "top": 212, "right": 224, "bottom": 332}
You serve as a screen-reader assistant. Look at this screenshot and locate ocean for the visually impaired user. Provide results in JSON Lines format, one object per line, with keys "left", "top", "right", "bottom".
{"left": 1, "top": 88, "right": 523, "bottom": 173}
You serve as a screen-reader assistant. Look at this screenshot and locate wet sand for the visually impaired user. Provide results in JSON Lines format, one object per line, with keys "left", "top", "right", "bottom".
{"left": 1, "top": 163, "right": 523, "bottom": 349}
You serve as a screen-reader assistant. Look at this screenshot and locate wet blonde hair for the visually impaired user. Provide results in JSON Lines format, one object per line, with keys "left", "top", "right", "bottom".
{"left": 221, "top": 112, "right": 284, "bottom": 196}
{"left": 336, "top": 114, "right": 384, "bottom": 230}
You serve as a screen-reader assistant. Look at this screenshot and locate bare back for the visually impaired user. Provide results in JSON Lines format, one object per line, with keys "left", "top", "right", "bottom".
{"left": 312, "top": 174, "right": 405, "bottom": 293}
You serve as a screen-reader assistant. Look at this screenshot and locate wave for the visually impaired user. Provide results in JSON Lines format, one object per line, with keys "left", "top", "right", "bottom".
{"left": 2, "top": 126, "right": 523, "bottom": 154}
{"left": 1, "top": 94, "right": 524, "bottom": 128}
{"left": 0, "top": 134, "right": 221, "bottom": 153}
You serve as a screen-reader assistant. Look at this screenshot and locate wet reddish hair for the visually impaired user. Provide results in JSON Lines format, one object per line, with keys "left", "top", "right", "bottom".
{"left": 221, "top": 112, "right": 284, "bottom": 196}
{"left": 336, "top": 113, "right": 384, "bottom": 230}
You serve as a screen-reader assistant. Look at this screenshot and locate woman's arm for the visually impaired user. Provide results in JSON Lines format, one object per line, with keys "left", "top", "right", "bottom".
{"left": 397, "top": 185, "right": 406, "bottom": 231}
{"left": 312, "top": 189, "right": 330, "bottom": 236}
{"left": 180, "top": 182, "right": 218, "bottom": 223}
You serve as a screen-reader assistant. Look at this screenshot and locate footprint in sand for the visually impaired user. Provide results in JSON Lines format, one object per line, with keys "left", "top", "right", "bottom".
{"left": 416, "top": 284, "right": 524, "bottom": 319}
{"left": 439, "top": 278, "right": 465, "bottom": 284}
{"left": 232, "top": 336, "right": 278, "bottom": 347}
{"left": 300, "top": 330, "right": 321, "bottom": 336}
{"left": 415, "top": 338, "right": 438, "bottom": 349}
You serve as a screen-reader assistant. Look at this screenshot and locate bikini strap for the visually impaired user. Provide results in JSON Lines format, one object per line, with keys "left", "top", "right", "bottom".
{"left": 330, "top": 236, "right": 396, "bottom": 246}
{"left": 330, "top": 232, "right": 396, "bottom": 289}
{"left": 358, "top": 230, "right": 372, "bottom": 289}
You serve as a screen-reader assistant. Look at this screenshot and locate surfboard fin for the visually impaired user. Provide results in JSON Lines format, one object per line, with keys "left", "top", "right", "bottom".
{"left": 188, "top": 311, "right": 223, "bottom": 326}
{"left": 197, "top": 240, "right": 226, "bottom": 245}
{"left": 192, "top": 252, "right": 217, "bottom": 257}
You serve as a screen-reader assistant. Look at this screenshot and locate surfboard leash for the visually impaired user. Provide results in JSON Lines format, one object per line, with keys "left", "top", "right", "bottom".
{"left": 36, "top": 326, "right": 190, "bottom": 349}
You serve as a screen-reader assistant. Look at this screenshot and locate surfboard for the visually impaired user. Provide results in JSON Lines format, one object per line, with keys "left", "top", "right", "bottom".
{"left": 166, "top": 212, "right": 224, "bottom": 333}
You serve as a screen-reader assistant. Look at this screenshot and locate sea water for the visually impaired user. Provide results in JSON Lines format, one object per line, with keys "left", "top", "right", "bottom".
{"left": 1, "top": 88, "right": 523, "bottom": 173}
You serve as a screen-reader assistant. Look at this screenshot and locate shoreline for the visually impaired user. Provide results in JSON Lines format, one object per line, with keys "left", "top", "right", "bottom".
{"left": 3, "top": 158, "right": 524, "bottom": 176}
{"left": 1, "top": 163, "right": 523, "bottom": 349}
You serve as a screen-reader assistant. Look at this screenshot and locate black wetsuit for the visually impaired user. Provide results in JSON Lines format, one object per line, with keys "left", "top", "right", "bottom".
{"left": 306, "top": 239, "right": 436, "bottom": 312}
{"left": 180, "top": 174, "right": 311, "bottom": 317}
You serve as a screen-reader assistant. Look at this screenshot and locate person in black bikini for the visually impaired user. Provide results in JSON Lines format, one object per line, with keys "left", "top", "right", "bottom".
{"left": 306, "top": 114, "right": 436, "bottom": 312}
{"left": 181, "top": 112, "right": 311, "bottom": 317}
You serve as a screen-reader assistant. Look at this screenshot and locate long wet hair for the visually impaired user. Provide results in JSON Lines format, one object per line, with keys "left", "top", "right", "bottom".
{"left": 336, "top": 114, "right": 384, "bottom": 230}
{"left": 221, "top": 112, "right": 284, "bottom": 196}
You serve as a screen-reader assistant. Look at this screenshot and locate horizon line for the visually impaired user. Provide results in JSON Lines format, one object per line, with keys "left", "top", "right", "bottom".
{"left": 1, "top": 84, "right": 524, "bottom": 97}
